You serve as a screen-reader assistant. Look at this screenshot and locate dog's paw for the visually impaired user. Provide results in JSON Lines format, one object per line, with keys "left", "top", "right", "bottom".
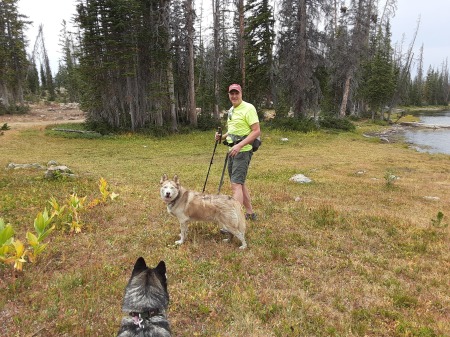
{"left": 175, "top": 240, "right": 184, "bottom": 245}
{"left": 239, "top": 244, "right": 247, "bottom": 250}
{"left": 222, "top": 238, "right": 230, "bottom": 243}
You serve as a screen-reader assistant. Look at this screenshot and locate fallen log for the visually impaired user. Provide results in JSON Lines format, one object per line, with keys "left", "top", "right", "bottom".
{"left": 52, "top": 128, "right": 100, "bottom": 135}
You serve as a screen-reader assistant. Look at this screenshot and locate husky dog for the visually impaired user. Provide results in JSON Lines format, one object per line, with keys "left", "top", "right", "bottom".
{"left": 117, "top": 257, "right": 171, "bottom": 337}
{"left": 160, "top": 174, "right": 247, "bottom": 249}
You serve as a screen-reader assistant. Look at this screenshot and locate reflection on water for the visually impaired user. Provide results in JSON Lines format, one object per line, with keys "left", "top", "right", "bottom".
{"left": 403, "top": 110, "right": 450, "bottom": 155}
{"left": 404, "top": 129, "right": 450, "bottom": 154}
{"left": 418, "top": 111, "right": 450, "bottom": 127}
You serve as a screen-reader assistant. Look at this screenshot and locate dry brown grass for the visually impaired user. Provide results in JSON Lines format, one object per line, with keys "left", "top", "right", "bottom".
{"left": 0, "top": 122, "right": 449, "bottom": 336}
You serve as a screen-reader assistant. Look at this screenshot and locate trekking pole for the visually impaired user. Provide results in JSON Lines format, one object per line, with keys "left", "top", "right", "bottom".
{"left": 202, "top": 127, "right": 222, "bottom": 193}
{"left": 217, "top": 152, "right": 229, "bottom": 194}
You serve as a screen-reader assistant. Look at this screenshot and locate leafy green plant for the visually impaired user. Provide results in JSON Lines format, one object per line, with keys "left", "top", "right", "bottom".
{"left": 48, "top": 196, "right": 67, "bottom": 218}
{"left": 0, "top": 218, "right": 15, "bottom": 261}
{"left": 48, "top": 179, "right": 117, "bottom": 233}
{"left": 26, "top": 209, "right": 55, "bottom": 262}
{"left": 67, "top": 193, "right": 87, "bottom": 233}
{"left": 88, "top": 177, "right": 119, "bottom": 208}
{"left": 431, "top": 211, "right": 447, "bottom": 228}
{"left": 1, "top": 212, "right": 55, "bottom": 271}
{"left": 384, "top": 170, "right": 397, "bottom": 187}
{"left": 0, "top": 219, "right": 25, "bottom": 271}
{"left": 48, "top": 194, "right": 86, "bottom": 233}
{"left": 48, "top": 196, "right": 68, "bottom": 231}
{"left": 10, "top": 240, "right": 27, "bottom": 271}
{"left": 98, "top": 177, "right": 119, "bottom": 203}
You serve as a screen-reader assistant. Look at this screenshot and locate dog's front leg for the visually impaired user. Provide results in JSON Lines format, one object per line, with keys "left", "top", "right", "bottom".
{"left": 175, "top": 221, "right": 188, "bottom": 245}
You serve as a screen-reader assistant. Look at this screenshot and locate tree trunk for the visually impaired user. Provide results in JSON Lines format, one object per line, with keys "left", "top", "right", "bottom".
{"left": 213, "top": 0, "right": 220, "bottom": 120}
{"left": 163, "top": 0, "right": 177, "bottom": 131}
{"left": 186, "top": 0, "right": 197, "bottom": 126}
{"left": 167, "top": 60, "right": 177, "bottom": 131}
{"left": 126, "top": 77, "right": 136, "bottom": 131}
{"left": 238, "top": 0, "right": 245, "bottom": 87}
{"left": 340, "top": 71, "right": 352, "bottom": 117}
{"left": 294, "top": 0, "right": 307, "bottom": 118}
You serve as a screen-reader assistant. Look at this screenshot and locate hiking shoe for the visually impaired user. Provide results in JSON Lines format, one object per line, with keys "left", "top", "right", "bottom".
{"left": 245, "top": 213, "right": 257, "bottom": 221}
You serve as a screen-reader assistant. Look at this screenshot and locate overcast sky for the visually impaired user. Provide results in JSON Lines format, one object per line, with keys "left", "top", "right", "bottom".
{"left": 390, "top": 0, "right": 450, "bottom": 73}
{"left": 18, "top": 0, "right": 449, "bottom": 75}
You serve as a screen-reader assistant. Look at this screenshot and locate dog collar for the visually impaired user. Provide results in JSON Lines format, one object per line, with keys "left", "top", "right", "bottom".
{"left": 130, "top": 309, "right": 163, "bottom": 328}
{"left": 168, "top": 193, "right": 180, "bottom": 208}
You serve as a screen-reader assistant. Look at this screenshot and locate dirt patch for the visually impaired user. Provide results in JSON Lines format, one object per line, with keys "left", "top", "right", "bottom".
{"left": 0, "top": 103, "right": 86, "bottom": 137}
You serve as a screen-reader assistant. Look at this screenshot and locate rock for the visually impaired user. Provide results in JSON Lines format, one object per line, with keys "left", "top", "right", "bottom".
{"left": 44, "top": 165, "right": 75, "bottom": 179}
{"left": 289, "top": 174, "right": 312, "bottom": 183}
{"left": 6, "top": 161, "right": 76, "bottom": 179}
{"left": 47, "top": 160, "right": 58, "bottom": 166}
{"left": 423, "top": 196, "right": 440, "bottom": 201}
{"left": 6, "top": 162, "right": 46, "bottom": 170}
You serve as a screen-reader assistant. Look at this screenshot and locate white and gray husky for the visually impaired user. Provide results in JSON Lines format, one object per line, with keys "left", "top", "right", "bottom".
{"left": 117, "top": 257, "right": 171, "bottom": 337}
{"left": 160, "top": 174, "right": 247, "bottom": 249}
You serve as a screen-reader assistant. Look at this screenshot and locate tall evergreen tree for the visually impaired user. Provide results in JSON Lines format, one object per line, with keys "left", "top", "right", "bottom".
{"left": 338, "top": 0, "right": 376, "bottom": 117}
{"left": 185, "top": 0, "right": 197, "bottom": 126}
{"left": 0, "top": 0, "right": 28, "bottom": 107}
{"left": 75, "top": 0, "right": 173, "bottom": 131}
{"left": 359, "top": 25, "right": 395, "bottom": 119}
{"left": 26, "top": 59, "right": 40, "bottom": 96}
{"left": 244, "top": 0, "right": 275, "bottom": 108}
{"left": 276, "top": 0, "right": 325, "bottom": 117}
{"left": 55, "top": 20, "right": 81, "bottom": 103}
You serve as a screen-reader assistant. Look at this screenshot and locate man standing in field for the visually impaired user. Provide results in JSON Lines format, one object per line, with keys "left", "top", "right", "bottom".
{"left": 216, "top": 83, "right": 260, "bottom": 220}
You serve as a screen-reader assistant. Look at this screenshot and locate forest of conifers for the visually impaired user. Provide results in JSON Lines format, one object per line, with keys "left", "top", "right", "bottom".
{"left": 1, "top": 0, "right": 449, "bottom": 131}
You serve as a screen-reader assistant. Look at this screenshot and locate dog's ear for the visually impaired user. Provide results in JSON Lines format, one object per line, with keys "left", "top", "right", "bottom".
{"left": 132, "top": 257, "right": 148, "bottom": 275}
{"left": 155, "top": 261, "right": 168, "bottom": 290}
{"left": 155, "top": 260, "right": 166, "bottom": 276}
{"left": 173, "top": 175, "right": 179, "bottom": 185}
{"left": 160, "top": 174, "right": 168, "bottom": 184}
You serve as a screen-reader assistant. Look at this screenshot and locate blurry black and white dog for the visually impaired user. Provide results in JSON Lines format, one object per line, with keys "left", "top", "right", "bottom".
{"left": 117, "top": 257, "right": 172, "bottom": 337}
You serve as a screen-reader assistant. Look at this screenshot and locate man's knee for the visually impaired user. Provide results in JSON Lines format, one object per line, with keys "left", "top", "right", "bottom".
{"left": 231, "top": 182, "right": 243, "bottom": 191}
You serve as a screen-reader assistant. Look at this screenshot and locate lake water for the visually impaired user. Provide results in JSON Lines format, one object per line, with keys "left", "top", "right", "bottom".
{"left": 403, "top": 110, "right": 450, "bottom": 155}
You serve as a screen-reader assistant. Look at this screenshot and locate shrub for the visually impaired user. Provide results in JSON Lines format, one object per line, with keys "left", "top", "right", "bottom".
{"left": 318, "top": 116, "right": 356, "bottom": 131}
{"left": 197, "top": 113, "right": 222, "bottom": 131}
{"left": 266, "top": 116, "right": 318, "bottom": 132}
{"left": 0, "top": 103, "right": 30, "bottom": 116}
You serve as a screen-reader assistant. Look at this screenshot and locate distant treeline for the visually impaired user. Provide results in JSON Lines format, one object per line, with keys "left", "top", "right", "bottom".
{"left": 1, "top": 0, "right": 448, "bottom": 131}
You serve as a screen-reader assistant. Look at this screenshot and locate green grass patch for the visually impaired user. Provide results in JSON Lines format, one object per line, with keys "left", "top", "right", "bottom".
{"left": 0, "top": 121, "right": 449, "bottom": 336}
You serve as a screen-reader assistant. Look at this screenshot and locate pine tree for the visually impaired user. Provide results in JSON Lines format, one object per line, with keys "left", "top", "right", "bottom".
{"left": 0, "top": 0, "right": 29, "bottom": 108}
{"left": 75, "top": 0, "right": 173, "bottom": 131}
{"left": 55, "top": 20, "right": 81, "bottom": 103}
{"left": 244, "top": 0, "right": 275, "bottom": 108}
{"left": 360, "top": 25, "right": 395, "bottom": 119}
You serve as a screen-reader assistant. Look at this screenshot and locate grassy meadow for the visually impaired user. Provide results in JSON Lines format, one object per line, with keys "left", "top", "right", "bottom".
{"left": 0, "top": 121, "right": 449, "bottom": 336}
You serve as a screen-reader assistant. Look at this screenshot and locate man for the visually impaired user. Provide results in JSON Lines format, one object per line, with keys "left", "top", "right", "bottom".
{"left": 216, "top": 83, "right": 260, "bottom": 220}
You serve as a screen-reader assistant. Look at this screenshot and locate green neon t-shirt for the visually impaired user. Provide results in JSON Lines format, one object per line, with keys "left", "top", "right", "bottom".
{"left": 226, "top": 101, "right": 259, "bottom": 152}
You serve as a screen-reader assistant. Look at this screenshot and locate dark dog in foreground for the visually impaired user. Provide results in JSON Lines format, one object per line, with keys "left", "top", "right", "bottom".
{"left": 160, "top": 174, "right": 247, "bottom": 249}
{"left": 117, "top": 257, "right": 171, "bottom": 337}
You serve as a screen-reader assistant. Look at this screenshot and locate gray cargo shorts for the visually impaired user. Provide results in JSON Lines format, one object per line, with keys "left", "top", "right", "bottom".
{"left": 228, "top": 150, "right": 253, "bottom": 184}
